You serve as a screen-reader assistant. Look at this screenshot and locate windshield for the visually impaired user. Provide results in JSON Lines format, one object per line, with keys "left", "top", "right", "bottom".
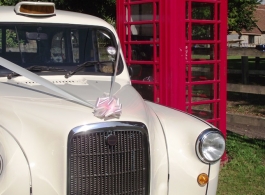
{"left": 0, "top": 24, "right": 122, "bottom": 77}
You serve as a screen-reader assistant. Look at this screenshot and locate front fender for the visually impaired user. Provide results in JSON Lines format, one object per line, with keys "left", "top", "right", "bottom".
{"left": 0, "top": 126, "right": 31, "bottom": 195}
{"left": 146, "top": 101, "right": 220, "bottom": 195}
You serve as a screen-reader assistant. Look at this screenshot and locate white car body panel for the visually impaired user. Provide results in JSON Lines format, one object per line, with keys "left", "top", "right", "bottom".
{"left": 146, "top": 102, "right": 220, "bottom": 194}
{"left": 0, "top": 2, "right": 224, "bottom": 194}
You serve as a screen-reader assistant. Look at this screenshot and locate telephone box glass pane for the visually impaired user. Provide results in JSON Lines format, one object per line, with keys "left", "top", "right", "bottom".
{"left": 191, "top": 84, "right": 214, "bottom": 102}
{"left": 131, "top": 24, "right": 153, "bottom": 41}
{"left": 192, "top": 24, "right": 214, "bottom": 40}
{"left": 192, "top": 44, "right": 214, "bottom": 60}
{"left": 130, "top": 64, "right": 153, "bottom": 81}
{"left": 131, "top": 3, "right": 153, "bottom": 21}
{"left": 189, "top": 64, "right": 214, "bottom": 82}
{"left": 191, "top": 104, "right": 214, "bottom": 120}
{"left": 192, "top": 2, "right": 214, "bottom": 20}
{"left": 131, "top": 44, "right": 154, "bottom": 61}
{"left": 186, "top": 23, "right": 190, "bottom": 40}
{"left": 132, "top": 83, "right": 154, "bottom": 101}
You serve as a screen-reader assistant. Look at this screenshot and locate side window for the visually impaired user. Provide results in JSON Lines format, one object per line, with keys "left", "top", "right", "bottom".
{"left": 50, "top": 32, "right": 65, "bottom": 63}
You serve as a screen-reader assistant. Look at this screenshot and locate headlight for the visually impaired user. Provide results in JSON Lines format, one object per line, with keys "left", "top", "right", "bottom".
{"left": 196, "top": 128, "right": 225, "bottom": 164}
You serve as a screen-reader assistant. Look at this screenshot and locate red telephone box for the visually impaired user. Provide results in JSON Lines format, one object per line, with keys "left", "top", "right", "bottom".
{"left": 117, "top": 0, "right": 227, "bottom": 160}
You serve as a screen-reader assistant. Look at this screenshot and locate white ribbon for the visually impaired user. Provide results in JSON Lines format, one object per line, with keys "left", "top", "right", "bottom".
{"left": 0, "top": 42, "right": 123, "bottom": 120}
{"left": 0, "top": 57, "right": 93, "bottom": 108}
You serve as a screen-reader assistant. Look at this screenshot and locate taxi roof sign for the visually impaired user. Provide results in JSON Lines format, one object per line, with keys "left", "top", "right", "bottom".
{"left": 15, "top": 1, "right": 56, "bottom": 16}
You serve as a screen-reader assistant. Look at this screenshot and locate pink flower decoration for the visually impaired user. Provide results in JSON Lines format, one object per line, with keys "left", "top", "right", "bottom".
{"left": 93, "top": 96, "right": 122, "bottom": 119}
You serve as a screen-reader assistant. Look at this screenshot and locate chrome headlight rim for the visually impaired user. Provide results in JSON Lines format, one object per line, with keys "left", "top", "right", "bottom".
{"left": 196, "top": 128, "right": 225, "bottom": 164}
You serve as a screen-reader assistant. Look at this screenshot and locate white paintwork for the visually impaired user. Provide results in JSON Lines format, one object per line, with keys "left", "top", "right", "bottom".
{"left": 0, "top": 2, "right": 223, "bottom": 194}
{"left": 0, "top": 126, "right": 31, "bottom": 194}
{"left": 146, "top": 102, "right": 221, "bottom": 194}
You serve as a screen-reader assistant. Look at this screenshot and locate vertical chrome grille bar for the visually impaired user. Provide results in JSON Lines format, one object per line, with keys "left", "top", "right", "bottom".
{"left": 67, "top": 122, "right": 150, "bottom": 195}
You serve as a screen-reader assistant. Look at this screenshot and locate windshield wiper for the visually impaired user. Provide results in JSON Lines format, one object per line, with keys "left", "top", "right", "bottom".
{"left": 7, "top": 66, "right": 67, "bottom": 79}
{"left": 64, "top": 60, "right": 113, "bottom": 79}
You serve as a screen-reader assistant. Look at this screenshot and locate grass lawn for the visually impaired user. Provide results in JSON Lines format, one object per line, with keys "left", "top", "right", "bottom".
{"left": 217, "top": 131, "right": 265, "bottom": 195}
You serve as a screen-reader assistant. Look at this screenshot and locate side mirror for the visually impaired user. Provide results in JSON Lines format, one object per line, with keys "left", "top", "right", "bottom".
{"left": 106, "top": 46, "right": 116, "bottom": 56}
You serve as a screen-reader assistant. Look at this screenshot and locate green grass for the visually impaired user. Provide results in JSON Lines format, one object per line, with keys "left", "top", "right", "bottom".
{"left": 227, "top": 56, "right": 256, "bottom": 60}
{"left": 217, "top": 131, "right": 265, "bottom": 195}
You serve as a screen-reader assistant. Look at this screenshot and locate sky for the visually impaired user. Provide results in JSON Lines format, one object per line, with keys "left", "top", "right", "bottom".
{"left": 262, "top": 0, "right": 265, "bottom": 4}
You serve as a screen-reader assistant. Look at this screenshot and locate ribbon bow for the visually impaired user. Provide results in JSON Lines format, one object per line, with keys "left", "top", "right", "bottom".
{"left": 93, "top": 96, "right": 122, "bottom": 119}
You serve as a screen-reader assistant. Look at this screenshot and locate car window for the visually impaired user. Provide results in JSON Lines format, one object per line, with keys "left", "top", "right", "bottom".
{"left": 50, "top": 32, "right": 65, "bottom": 63}
{"left": 0, "top": 28, "right": 2, "bottom": 53}
{"left": 0, "top": 24, "right": 122, "bottom": 77}
{"left": 71, "top": 30, "right": 79, "bottom": 63}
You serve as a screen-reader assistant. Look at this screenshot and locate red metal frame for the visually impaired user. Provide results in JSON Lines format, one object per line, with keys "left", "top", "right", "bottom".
{"left": 185, "top": 0, "right": 227, "bottom": 130}
{"left": 117, "top": 0, "right": 227, "bottom": 161}
{"left": 117, "top": 0, "right": 160, "bottom": 103}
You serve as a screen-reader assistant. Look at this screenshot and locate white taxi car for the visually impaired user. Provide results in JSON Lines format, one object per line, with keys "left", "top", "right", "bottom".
{"left": 0, "top": 2, "right": 225, "bottom": 195}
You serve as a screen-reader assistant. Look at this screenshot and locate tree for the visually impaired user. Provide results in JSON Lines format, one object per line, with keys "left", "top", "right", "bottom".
{"left": 228, "top": 0, "right": 262, "bottom": 34}
{"left": 1, "top": 0, "right": 262, "bottom": 33}
{"left": 53, "top": 0, "right": 116, "bottom": 26}
{"left": 0, "top": 0, "right": 16, "bottom": 6}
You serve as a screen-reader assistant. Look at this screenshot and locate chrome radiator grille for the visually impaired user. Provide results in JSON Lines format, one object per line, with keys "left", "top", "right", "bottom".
{"left": 68, "top": 122, "right": 149, "bottom": 195}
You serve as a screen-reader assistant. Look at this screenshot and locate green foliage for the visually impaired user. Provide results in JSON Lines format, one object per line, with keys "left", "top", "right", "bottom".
{"left": 49, "top": 0, "right": 116, "bottom": 24}
{"left": 1, "top": 0, "right": 261, "bottom": 35}
{"left": 0, "top": 29, "right": 25, "bottom": 49}
{"left": 191, "top": 3, "right": 215, "bottom": 40}
{"left": 6, "top": 29, "right": 19, "bottom": 48}
{"left": 217, "top": 131, "right": 265, "bottom": 195}
{"left": 228, "top": 0, "right": 262, "bottom": 33}
{"left": 192, "top": 2, "right": 213, "bottom": 20}
{"left": 0, "top": 0, "right": 18, "bottom": 6}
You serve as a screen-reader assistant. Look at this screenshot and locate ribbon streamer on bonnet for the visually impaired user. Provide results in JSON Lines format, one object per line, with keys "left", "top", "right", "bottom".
{"left": 0, "top": 57, "right": 93, "bottom": 108}
{"left": 0, "top": 43, "right": 122, "bottom": 119}
{"left": 93, "top": 43, "right": 122, "bottom": 119}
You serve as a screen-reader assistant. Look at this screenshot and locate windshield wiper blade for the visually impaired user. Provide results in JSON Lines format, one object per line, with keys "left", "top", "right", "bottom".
{"left": 65, "top": 61, "right": 98, "bottom": 78}
{"left": 7, "top": 66, "right": 67, "bottom": 79}
{"left": 65, "top": 60, "right": 112, "bottom": 79}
